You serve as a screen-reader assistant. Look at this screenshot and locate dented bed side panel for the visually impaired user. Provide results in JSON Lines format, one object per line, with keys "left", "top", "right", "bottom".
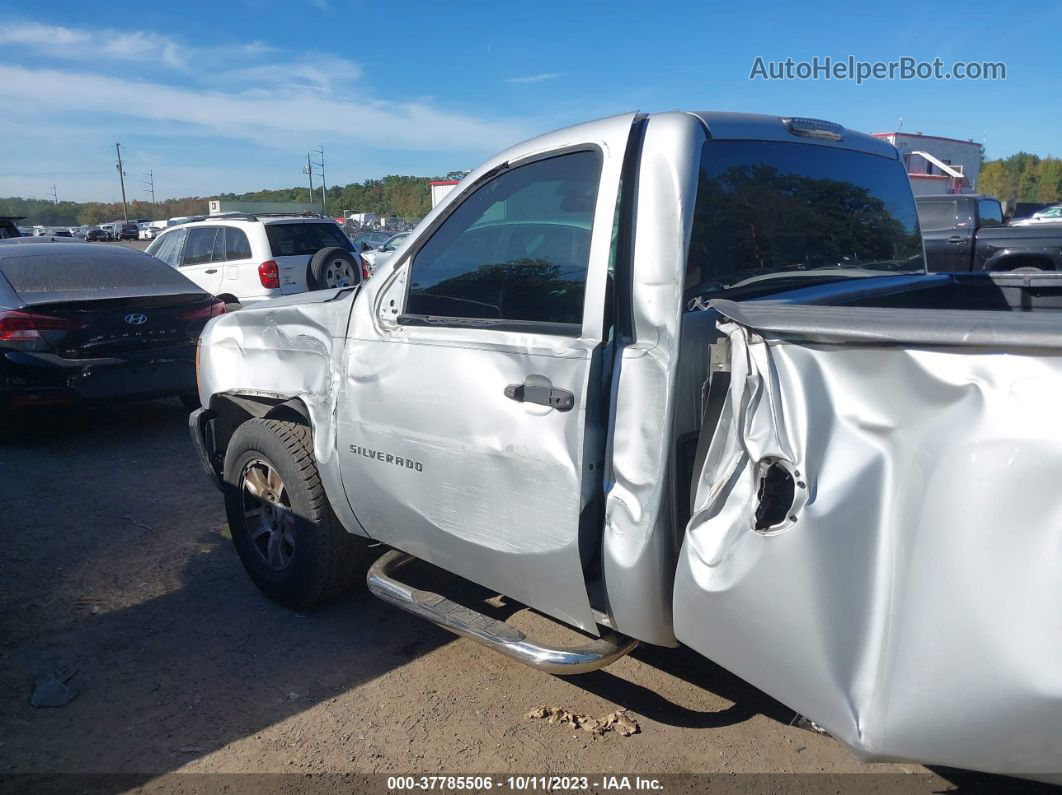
{"left": 673, "top": 315, "right": 1062, "bottom": 775}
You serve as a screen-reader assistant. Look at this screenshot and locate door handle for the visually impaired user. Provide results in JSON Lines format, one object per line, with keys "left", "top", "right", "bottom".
{"left": 945, "top": 236, "right": 964, "bottom": 244}
{"left": 504, "top": 382, "right": 574, "bottom": 411}
{"left": 204, "top": 268, "right": 218, "bottom": 274}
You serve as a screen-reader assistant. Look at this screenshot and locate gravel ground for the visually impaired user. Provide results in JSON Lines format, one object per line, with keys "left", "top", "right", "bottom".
{"left": 0, "top": 397, "right": 1032, "bottom": 790}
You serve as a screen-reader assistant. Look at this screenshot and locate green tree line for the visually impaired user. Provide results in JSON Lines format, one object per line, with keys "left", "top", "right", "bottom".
{"left": 0, "top": 174, "right": 443, "bottom": 226}
{"left": 979, "top": 153, "right": 1062, "bottom": 205}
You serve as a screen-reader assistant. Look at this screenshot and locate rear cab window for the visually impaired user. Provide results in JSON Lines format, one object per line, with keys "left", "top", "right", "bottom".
{"left": 977, "top": 198, "right": 1004, "bottom": 227}
{"left": 266, "top": 222, "right": 353, "bottom": 257}
{"left": 685, "top": 140, "right": 924, "bottom": 305}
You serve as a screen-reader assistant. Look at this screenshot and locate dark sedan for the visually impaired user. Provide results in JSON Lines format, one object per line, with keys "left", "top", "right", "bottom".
{"left": 0, "top": 241, "right": 224, "bottom": 422}
{"left": 85, "top": 228, "right": 110, "bottom": 241}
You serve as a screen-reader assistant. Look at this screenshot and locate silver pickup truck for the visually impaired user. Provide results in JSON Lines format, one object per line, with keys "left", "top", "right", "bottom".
{"left": 190, "top": 111, "right": 1061, "bottom": 778}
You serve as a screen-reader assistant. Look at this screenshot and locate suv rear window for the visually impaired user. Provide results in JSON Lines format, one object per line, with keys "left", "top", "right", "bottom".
{"left": 266, "top": 222, "right": 353, "bottom": 257}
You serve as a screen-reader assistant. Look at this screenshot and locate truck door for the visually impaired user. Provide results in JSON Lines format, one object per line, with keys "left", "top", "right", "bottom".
{"left": 336, "top": 113, "right": 635, "bottom": 632}
{"left": 917, "top": 198, "right": 972, "bottom": 271}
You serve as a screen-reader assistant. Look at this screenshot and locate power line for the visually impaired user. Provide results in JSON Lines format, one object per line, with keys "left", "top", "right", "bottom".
{"left": 311, "top": 145, "right": 326, "bottom": 215}
{"left": 142, "top": 170, "right": 155, "bottom": 205}
{"left": 48, "top": 184, "right": 58, "bottom": 204}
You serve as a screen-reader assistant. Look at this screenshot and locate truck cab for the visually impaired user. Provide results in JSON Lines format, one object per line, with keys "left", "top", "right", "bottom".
{"left": 190, "top": 111, "right": 1061, "bottom": 778}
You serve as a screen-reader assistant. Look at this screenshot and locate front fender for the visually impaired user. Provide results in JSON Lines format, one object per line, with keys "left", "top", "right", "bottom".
{"left": 197, "top": 288, "right": 370, "bottom": 537}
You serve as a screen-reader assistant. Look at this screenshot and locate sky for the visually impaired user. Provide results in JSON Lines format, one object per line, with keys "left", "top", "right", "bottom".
{"left": 0, "top": 0, "right": 1058, "bottom": 202}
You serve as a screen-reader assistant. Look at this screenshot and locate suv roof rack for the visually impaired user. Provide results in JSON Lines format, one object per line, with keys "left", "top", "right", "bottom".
{"left": 201, "top": 211, "right": 329, "bottom": 222}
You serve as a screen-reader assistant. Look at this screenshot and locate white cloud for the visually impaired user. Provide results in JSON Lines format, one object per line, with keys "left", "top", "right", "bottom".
{"left": 0, "top": 22, "right": 187, "bottom": 68}
{"left": 0, "top": 65, "right": 529, "bottom": 153}
{"left": 507, "top": 72, "right": 566, "bottom": 84}
{"left": 218, "top": 56, "right": 364, "bottom": 93}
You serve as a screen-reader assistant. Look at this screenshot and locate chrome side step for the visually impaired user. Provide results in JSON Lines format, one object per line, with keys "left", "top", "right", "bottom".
{"left": 367, "top": 550, "right": 638, "bottom": 675}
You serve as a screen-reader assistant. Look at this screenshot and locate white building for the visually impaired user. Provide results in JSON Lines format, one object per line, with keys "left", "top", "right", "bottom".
{"left": 872, "top": 131, "right": 983, "bottom": 196}
{"left": 430, "top": 180, "right": 460, "bottom": 208}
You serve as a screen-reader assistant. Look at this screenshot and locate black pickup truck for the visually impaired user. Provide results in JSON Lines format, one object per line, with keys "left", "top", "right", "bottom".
{"left": 917, "top": 194, "right": 1062, "bottom": 272}
{"left": 0, "top": 217, "right": 23, "bottom": 240}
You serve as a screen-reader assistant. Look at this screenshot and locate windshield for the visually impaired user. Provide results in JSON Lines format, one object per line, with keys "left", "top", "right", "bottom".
{"left": 685, "top": 140, "right": 924, "bottom": 304}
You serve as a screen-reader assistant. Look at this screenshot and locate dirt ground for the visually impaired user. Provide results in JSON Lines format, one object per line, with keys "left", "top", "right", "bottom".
{"left": 0, "top": 401, "right": 1033, "bottom": 789}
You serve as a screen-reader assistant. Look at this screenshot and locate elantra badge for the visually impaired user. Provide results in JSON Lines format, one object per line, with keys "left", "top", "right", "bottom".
{"left": 124, "top": 313, "right": 148, "bottom": 325}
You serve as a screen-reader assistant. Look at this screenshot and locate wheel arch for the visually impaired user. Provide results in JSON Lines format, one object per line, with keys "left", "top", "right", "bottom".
{"left": 206, "top": 392, "right": 313, "bottom": 475}
{"left": 987, "top": 253, "right": 1058, "bottom": 272}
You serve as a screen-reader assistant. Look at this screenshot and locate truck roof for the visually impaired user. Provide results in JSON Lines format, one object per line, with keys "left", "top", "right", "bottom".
{"left": 691, "top": 111, "right": 899, "bottom": 158}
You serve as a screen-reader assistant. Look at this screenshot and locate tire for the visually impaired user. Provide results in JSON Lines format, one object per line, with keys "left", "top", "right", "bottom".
{"left": 223, "top": 418, "right": 369, "bottom": 608}
{"left": 309, "top": 247, "right": 361, "bottom": 290}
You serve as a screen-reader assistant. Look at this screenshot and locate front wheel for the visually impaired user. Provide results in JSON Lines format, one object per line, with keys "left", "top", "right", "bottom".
{"left": 223, "top": 418, "right": 370, "bottom": 608}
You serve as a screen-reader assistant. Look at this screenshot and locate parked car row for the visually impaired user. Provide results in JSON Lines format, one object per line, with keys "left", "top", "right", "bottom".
{"left": 1010, "top": 203, "right": 1062, "bottom": 226}
{"left": 146, "top": 213, "right": 366, "bottom": 306}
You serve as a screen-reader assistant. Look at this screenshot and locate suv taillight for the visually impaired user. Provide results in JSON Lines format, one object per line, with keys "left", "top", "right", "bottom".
{"left": 0, "top": 309, "right": 86, "bottom": 350}
{"left": 360, "top": 254, "right": 372, "bottom": 280}
{"left": 258, "top": 260, "right": 280, "bottom": 289}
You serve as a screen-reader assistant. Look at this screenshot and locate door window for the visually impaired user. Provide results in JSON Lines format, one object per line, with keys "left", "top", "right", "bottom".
{"left": 182, "top": 227, "right": 221, "bottom": 266}
{"left": 147, "top": 228, "right": 186, "bottom": 267}
{"left": 224, "top": 227, "right": 252, "bottom": 260}
{"left": 405, "top": 151, "right": 601, "bottom": 328}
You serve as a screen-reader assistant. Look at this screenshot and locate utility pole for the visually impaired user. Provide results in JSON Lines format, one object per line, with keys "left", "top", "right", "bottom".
{"left": 115, "top": 143, "right": 129, "bottom": 221}
{"left": 142, "top": 170, "right": 155, "bottom": 205}
{"left": 48, "top": 184, "right": 58, "bottom": 204}
{"left": 304, "top": 154, "right": 314, "bottom": 205}
{"left": 312, "top": 145, "right": 327, "bottom": 215}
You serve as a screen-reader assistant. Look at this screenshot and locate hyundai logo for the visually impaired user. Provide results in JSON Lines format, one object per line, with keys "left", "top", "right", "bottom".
{"left": 124, "top": 313, "right": 148, "bottom": 326}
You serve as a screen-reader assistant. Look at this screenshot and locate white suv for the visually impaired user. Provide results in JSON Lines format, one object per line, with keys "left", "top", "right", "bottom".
{"left": 146, "top": 215, "right": 364, "bottom": 306}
